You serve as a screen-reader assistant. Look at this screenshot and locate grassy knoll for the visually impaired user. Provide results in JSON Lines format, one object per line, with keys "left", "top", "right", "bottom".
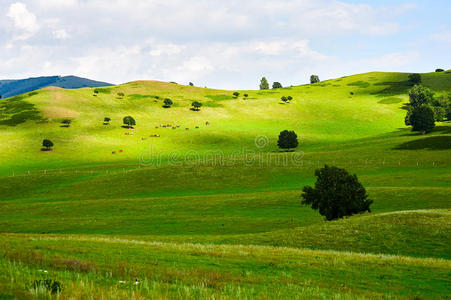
{"left": 0, "top": 71, "right": 450, "bottom": 298}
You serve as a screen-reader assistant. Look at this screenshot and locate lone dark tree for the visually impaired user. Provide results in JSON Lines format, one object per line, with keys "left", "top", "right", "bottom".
{"left": 191, "top": 101, "right": 202, "bottom": 111}
{"left": 409, "top": 104, "right": 435, "bottom": 133}
{"left": 287, "top": 96, "right": 293, "bottom": 101}
{"left": 233, "top": 92, "right": 240, "bottom": 98}
{"left": 163, "top": 98, "right": 173, "bottom": 108}
{"left": 189, "top": 82, "right": 194, "bottom": 86}
{"left": 123, "top": 116, "right": 136, "bottom": 128}
{"left": 301, "top": 165, "right": 372, "bottom": 221}
{"left": 260, "top": 77, "right": 269, "bottom": 90}
{"left": 435, "top": 69, "right": 444, "bottom": 72}
{"left": 272, "top": 82, "right": 282, "bottom": 89}
{"left": 408, "top": 73, "right": 421, "bottom": 85}
{"left": 104, "top": 117, "right": 111, "bottom": 125}
{"left": 277, "top": 130, "right": 298, "bottom": 151}
{"left": 243, "top": 94, "right": 249, "bottom": 99}
{"left": 281, "top": 96, "right": 288, "bottom": 103}
{"left": 310, "top": 75, "right": 320, "bottom": 84}
{"left": 42, "top": 139, "right": 54, "bottom": 151}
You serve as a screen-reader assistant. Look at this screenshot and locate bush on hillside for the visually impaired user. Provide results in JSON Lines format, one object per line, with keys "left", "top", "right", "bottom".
{"left": 301, "top": 165, "right": 372, "bottom": 221}
{"left": 233, "top": 92, "right": 240, "bottom": 98}
{"left": 191, "top": 101, "right": 202, "bottom": 111}
{"left": 435, "top": 69, "right": 444, "bottom": 72}
{"left": 277, "top": 130, "right": 298, "bottom": 151}
{"left": 408, "top": 85, "right": 434, "bottom": 108}
{"left": 408, "top": 73, "right": 421, "bottom": 85}
{"left": 272, "top": 82, "right": 282, "bottom": 89}
{"left": 163, "top": 98, "right": 173, "bottom": 108}
{"left": 42, "top": 139, "right": 54, "bottom": 150}
{"left": 310, "top": 75, "right": 320, "bottom": 84}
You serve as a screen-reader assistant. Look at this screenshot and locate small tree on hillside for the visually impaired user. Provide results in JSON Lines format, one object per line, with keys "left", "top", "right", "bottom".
{"left": 435, "top": 69, "right": 444, "bottom": 72}
{"left": 191, "top": 101, "right": 202, "bottom": 111}
{"left": 310, "top": 75, "right": 320, "bottom": 84}
{"left": 243, "top": 94, "right": 249, "bottom": 99}
{"left": 189, "top": 82, "right": 194, "bottom": 86}
{"left": 123, "top": 116, "right": 136, "bottom": 128}
{"left": 277, "top": 130, "right": 298, "bottom": 151}
{"left": 272, "top": 82, "right": 282, "bottom": 89}
{"left": 281, "top": 96, "right": 288, "bottom": 103}
{"left": 260, "top": 77, "right": 269, "bottom": 90}
{"left": 408, "top": 73, "right": 422, "bottom": 85}
{"left": 409, "top": 104, "right": 435, "bottom": 133}
{"left": 163, "top": 98, "right": 173, "bottom": 108}
{"left": 287, "top": 96, "right": 293, "bottom": 102}
{"left": 233, "top": 92, "right": 240, "bottom": 98}
{"left": 42, "top": 139, "right": 54, "bottom": 151}
{"left": 104, "top": 117, "right": 111, "bottom": 125}
{"left": 301, "top": 165, "right": 372, "bottom": 221}
{"left": 61, "top": 119, "right": 72, "bottom": 127}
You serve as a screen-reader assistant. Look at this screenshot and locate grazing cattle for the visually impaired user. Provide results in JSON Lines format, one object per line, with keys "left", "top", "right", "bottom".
{"left": 119, "top": 149, "right": 123, "bottom": 152}
{"left": 172, "top": 127, "right": 176, "bottom": 129}
{"left": 125, "top": 132, "right": 129, "bottom": 135}
{"left": 155, "top": 126, "right": 159, "bottom": 129}
{"left": 176, "top": 125, "right": 180, "bottom": 128}
{"left": 186, "top": 128, "right": 189, "bottom": 130}
{"left": 142, "top": 137, "right": 146, "bottom": 140}
{"left": 130, "top": 132, "right": 134, "bottom": 135}
{"left": 112, "top": 151, "right": 116, "bottom": 154}
{"left": 206, "top": 121, "right": 210, "bottom": 126}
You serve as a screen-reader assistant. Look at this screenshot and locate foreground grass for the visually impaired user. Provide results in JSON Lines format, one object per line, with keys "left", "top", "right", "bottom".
{"left": 0, "top": 234, "right": 450, "bottom": 299}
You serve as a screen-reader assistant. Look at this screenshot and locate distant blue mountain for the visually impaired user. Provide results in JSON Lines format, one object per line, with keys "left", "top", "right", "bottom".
{"left": 0, "top": 76, "right": 113, "bottom": 99}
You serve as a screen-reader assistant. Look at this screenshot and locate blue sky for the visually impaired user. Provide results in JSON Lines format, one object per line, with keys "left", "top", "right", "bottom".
{"left": 1, "top": 0, "right": 450, "bottom": 89}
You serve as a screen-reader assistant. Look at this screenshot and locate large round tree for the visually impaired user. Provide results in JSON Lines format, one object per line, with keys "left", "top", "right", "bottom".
{"left": 123, "top": 116, "right": 136, "bottom": 128}
{"left": 301, "top": 165, "right": 372, "bottom": 221}
{"left": 277, "top": 130, "right": 298, "bottom": 151}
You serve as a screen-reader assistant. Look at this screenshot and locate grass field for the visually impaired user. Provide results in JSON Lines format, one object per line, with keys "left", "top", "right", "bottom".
{"left": 0, "top": 71, "right": 450, "bottom": 299}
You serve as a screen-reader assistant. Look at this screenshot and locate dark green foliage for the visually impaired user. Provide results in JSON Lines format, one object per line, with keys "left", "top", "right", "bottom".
{"left": 189, "top": 82, "right": 194, "bottom": 86}
{"left": 310, "top": 75, "right": 320, "bottom": 84}
{"left": 191, "top": 101, "right": 202, "bottom": 111}
{"left": 301, "top": 165, "right": 372, "bottom": 221}
{"left": 281, "top": 96, "right": 288, "bottom": 103}
{"left": 93, "top": 90, "right": 99, "bottom": 94}
{"left": 259, "top": 77, "right": 269, "bottom": 90}
{"left": 117, "top": 92, "right": 125, "bottom": 97}
{"left": 103, "top": 117, "right": 111, "bottom": 124}
{"left": 408, "top": 85, "right": 434, "bottom": 108}
{"left": 272, "top": 82, "right": 282, "bottom": 89}
{"left": 233, "top": 92, "right": 240, "bottom": 98}
{"left": 163, "top": 98, "right": 173, "bottom": 108}
{"left": 123, "top": 116, "right": 136, "bottom": 128}
{"left": 408, "top": 73, "right": 421, "bottom": 85}
{"left": 432, "top": 106, "right": 446, "bottom": 122}
{"left": 405, "top": 109, "right": 412, "bottom": 126}
{"left": 42, "top": 139, "right": 53, "bottom": 150}
{"left": 61, "top": 119, "right": 72, "bottom": 127}
{"left": 32, "top": 279, "right": 62, "bottom": 294}
{"left": 409, "top": 105, "right": 435, "bottom": 132}
{"left": 435, "top": 69, "right": 444, "bottom": 72}
{"left": 287, "top": 96, "right": 293, "bottom": 101}
{"left": 277, "top": 130, "right": 298, "bottom": 150}
{"left": 243, "top": 94, "right": 248, "bottom": 98}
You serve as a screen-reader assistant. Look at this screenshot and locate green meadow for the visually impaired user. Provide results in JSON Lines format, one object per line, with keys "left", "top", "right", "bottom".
{"left": 0, "top": 71, "right": 450, "bottom": 299}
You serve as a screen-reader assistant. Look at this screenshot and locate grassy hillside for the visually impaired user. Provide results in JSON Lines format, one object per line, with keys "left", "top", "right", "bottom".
{"left": 0, "top": 71, "right": 450, "bottom": 298}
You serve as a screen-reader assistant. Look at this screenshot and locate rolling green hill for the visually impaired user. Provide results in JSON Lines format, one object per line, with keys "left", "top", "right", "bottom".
{"left": 0, "top": 71, "right": 450, "bottom": 299}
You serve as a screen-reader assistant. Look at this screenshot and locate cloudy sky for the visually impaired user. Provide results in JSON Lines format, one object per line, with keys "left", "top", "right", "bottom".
{"left": 1, "top": 0, "right": 450, "bottom": 89}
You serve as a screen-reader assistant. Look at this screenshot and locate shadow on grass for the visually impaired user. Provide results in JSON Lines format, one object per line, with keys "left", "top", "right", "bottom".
{"left": 395, "top": 126, "right": 451, "bottom": 137}
{"left": 371, "top": 80, "right": 412, "bottom": 97}
{"left": 393, "top": 136, "right": 451, "bottom": 150}
{"left": 0, "top": 95, "right": 46, "bottom": 126}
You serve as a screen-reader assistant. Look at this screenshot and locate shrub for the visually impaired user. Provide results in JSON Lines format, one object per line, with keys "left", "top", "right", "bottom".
{"left": 310, "top": 75, "right": 320, "bottom": 84}
{"left": 408, "top": 73, "right": 421, "bottom": 85}
{"left": 435, "top": 69, "right": 444, "bottom": 72}
{"left": 117, "top": 92, "right": 125, "bottom": 97}
{"left": 287, "top": 96, "right": 293, "bottom": 101}
{"left": 277, "top": 130, "right": 298, "bottom": 151}
{"left": 191, "top": 101, "right": 202, "bottom": 111}
{"left": 301, "top": 165, "right": 372, "bottom": 221}
{"left": 272, "top": 82, "right": 282, "bottom": 89}
{"left": 243, "top": 94, "right": 249, "bottom": 98}
{"left": 189, "top": 82, "right": 194, "bottom": 86}
{"left": 409, "top": 104, "right": 435, "bottom": 133}
{"left": 104, "top": 117, "right": 111, "bottom": 124}
{"left": 233, "top": 92, "right": 240, "bottom": 98}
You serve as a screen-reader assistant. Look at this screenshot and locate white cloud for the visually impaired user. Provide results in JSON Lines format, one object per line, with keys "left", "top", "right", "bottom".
{"left": 7, "top": 2, "right": 40, "bottom": 38}
{"left": 52, "top": 29, "right": 69, "bottom": 40}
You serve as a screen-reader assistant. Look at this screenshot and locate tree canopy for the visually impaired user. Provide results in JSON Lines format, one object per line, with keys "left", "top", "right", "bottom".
{"left": 123, "top": 116, "right": 136, "bottom": 128}
{"left": 277, "top": 130, "right": 298, "bottom": 150}
{"left": 272, "top": 82, "right": 282, "bottom": 89}
{"left": 259, "top": 77, "right": 269, "bottom": 90}
{"left": 409, "top": 104, "right": 435, "bottom": 132}
{"left": 42, "top": 139, "right": 54, "bottom": 150}
{"left": 408, "top": 73, "right": 422, "bottom": 85}
{"left": 191, "top": 101, "right": 202, "bottom": 111}
{"left": 301, "top": 165, "right": 372, "bottom": 221}
{"left": 310, "top": 75, "right": 320, "bottom": 84}
{"left": 163, "top": 98, "right": 173, "bottom": 108}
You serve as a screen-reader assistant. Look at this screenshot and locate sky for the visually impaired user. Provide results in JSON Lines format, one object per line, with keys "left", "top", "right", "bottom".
{"left": 1, "top": 0, "right": 450, "bottom": 89}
